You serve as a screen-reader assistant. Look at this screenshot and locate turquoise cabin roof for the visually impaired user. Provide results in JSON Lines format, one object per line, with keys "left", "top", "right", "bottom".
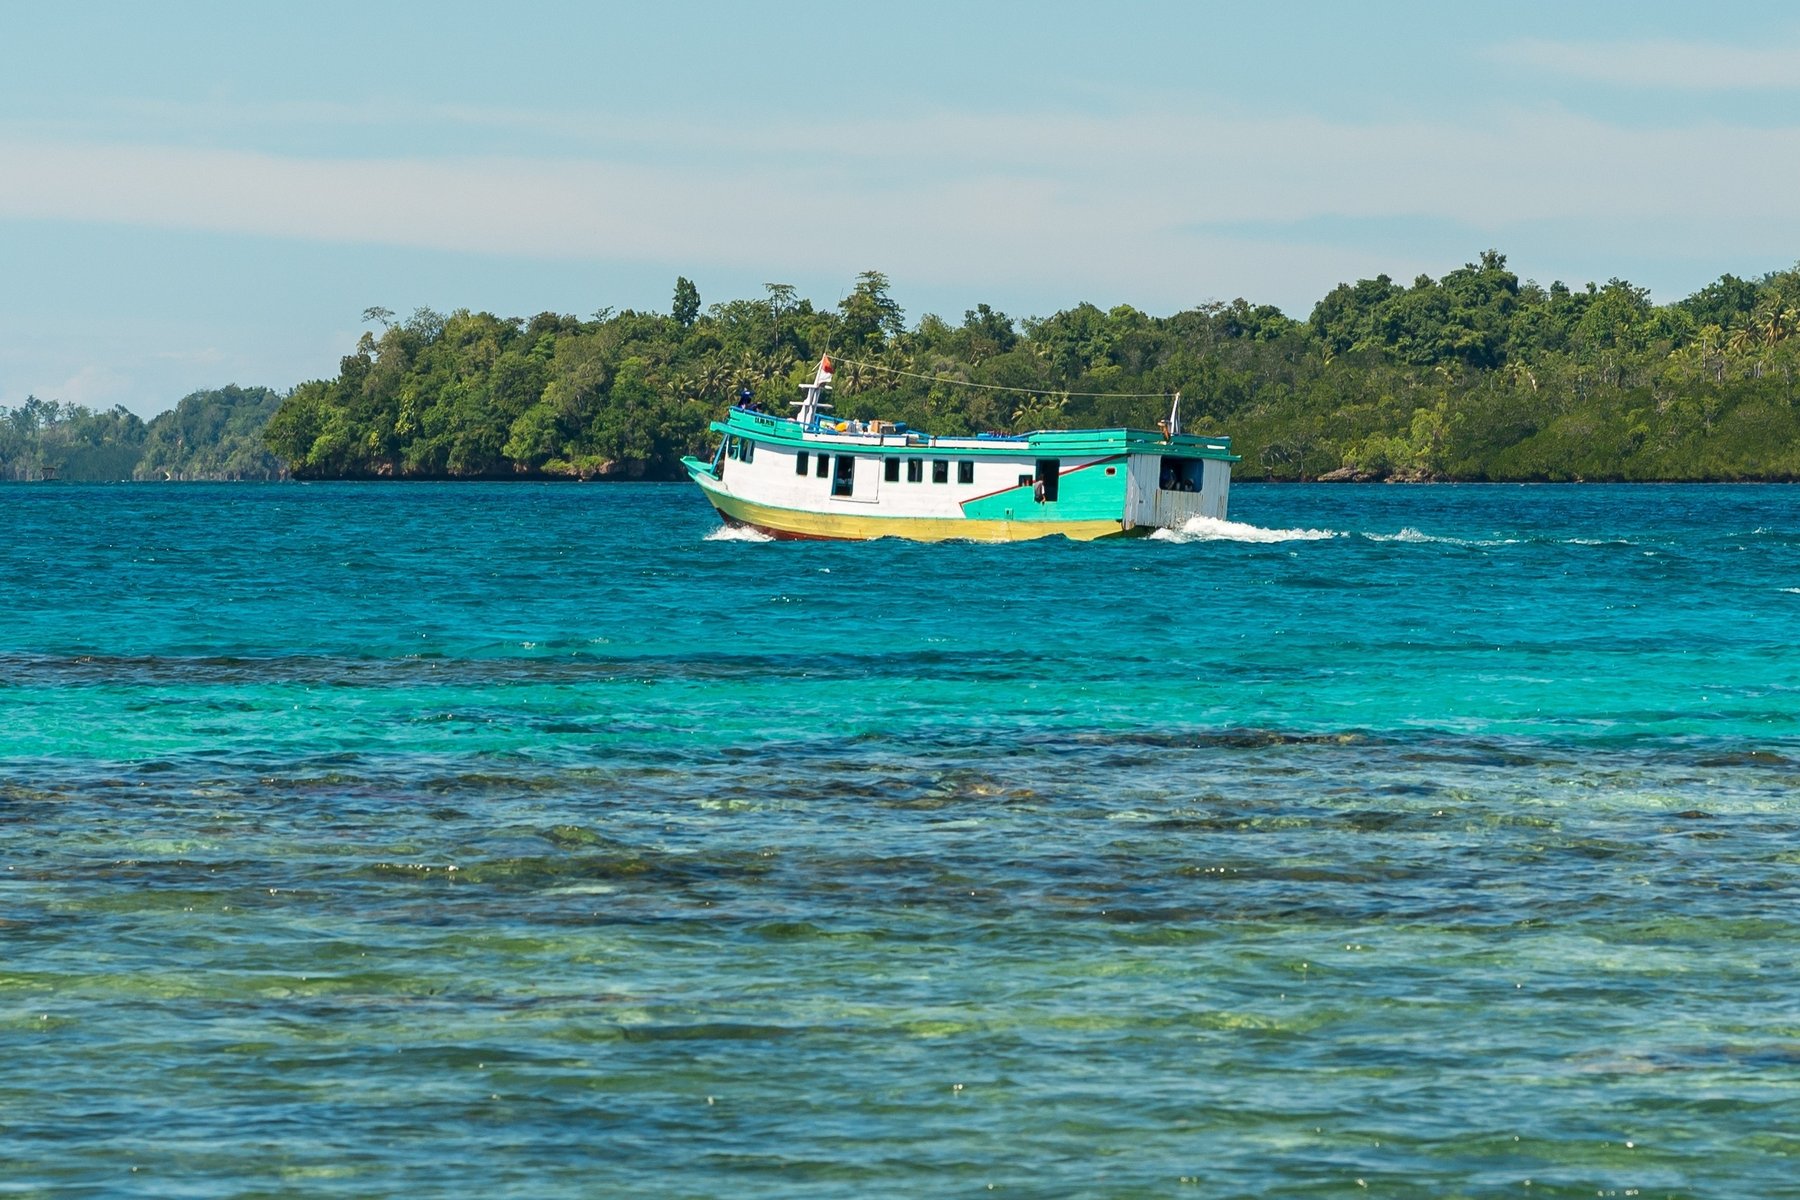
{"left": 711, "top": 407, "right": 1238, "bottom": 461}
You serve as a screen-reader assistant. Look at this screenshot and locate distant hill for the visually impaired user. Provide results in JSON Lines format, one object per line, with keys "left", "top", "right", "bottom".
{"left": 0, "top": 397, "right": 146, "bottom": 481}
{"left": 15, "top": 250, "right": 1800, "bottom": 485}
{"left": 135, "top": 385, "right": 286, "bottom": 480}
{"left": 0, "top": 386, "right": 285, "bottom": 482}
{"left": 263, "top": 257, "right": 1800, "bottom": 484}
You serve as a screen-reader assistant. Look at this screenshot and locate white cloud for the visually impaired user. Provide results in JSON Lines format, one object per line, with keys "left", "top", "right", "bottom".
{"left": 52, "top": 364, "right": 131, "bottom": 408}
{"left": 4, "top": 104, "right": 1800, "bottom": 311}
{"left": 1492, "top": 37, "right": 1800, "bottom": 90}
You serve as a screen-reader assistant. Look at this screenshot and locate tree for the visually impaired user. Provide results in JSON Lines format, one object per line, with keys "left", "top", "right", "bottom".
{"left": 136, "top": 385, "right": 286, "bottom": 480}
{"left": 764, "top": 282, "right": 797, "bottom": 340}
{"left": 838, "top": 270, "right": 904, "bottom": 349}
{"left": 1677, "top": 275, "right": 1758, "bottom": 330}
{"left": 960, "top": 303, "right": 1018, "bottom": 363}
{"left": 672, "top": 277, "right": 701, "bottom": 328}
{"left": 250, "top": 254, "right": 1800, "bottom": 486}
{"left": 1310, "top": 274, "right": 1403, "bottom": 354}
{"left": 1011, "top": 393, "right": 1069, "bottom": 432}
{"left": 0, "top": 397, "right": 148, "bottom": 481}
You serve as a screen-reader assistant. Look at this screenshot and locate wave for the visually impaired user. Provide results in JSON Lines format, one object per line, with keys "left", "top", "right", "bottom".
{"left": 1731, "top": 526, "right": 1800, "bottom": 544}
{"left": 704, "top": 524, "right": 774, "bottom": 543}
{"left": 1150, "top": 516, "right": 1340, "bottom": 543}
{"left": 1363, "top": 527, "right": 1524, "bottom": 547}
{"left": 1364, "top": 527, "right": 1443, "bottom": 544}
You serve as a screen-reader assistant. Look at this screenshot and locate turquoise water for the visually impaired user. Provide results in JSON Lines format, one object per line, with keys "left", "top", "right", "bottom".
{"left": 3, "top": 482, "right": 1798, "bottom": 1197}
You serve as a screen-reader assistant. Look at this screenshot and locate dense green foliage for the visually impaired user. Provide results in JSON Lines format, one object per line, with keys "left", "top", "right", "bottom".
{"left": 17, "top": 254, "right": 1800, "bottom": 485}
{"left": 0, "top": 398, "right": 147, "bottom": 481}
{"left": 135, "top": 386, "right": 287, "bottom": 480}
{"left": 0, "top": 387, "right": 287, "bottom": 482}
{"left": 261, "top": 256, "right": 1800, "bottom": 482}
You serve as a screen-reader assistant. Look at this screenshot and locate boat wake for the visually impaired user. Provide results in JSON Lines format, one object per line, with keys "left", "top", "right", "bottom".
{"left": 704, "top": 524, "right": 775, "bottom": 543}
{"left": 1366, "top": 526, "right": 1451, "bottom": 544}
{"left": 1364, "top": 527, "right": 1522, "bottom": 547}
{"left": 1151, "top": 516, "right": 1340, "bottom": 544}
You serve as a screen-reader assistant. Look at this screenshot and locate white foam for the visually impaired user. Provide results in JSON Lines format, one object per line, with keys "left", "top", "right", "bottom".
{"left": 1367, "top": 527, "right": 1440, "bottom": 543}
{"left": 704, "top": 524, "right": 774, "bottom": 542}
{"left": 1365, "top": 527, "right": 1522, "bottom": 547}
{"left": 1151, "top": 516, "right": 1340, "bottom": 543}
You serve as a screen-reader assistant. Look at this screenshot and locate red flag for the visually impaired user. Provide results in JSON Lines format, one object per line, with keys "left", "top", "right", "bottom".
{"left": 819, "top": 355, "right": 834, "bottom": 375}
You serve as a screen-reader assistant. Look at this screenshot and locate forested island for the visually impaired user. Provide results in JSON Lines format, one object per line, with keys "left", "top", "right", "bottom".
{"left": 262, "top": 255, "right": 1800, "bottom": 482}
{"left": 8, "top": 252, "right": 1800, "bottom": 483}
{"left": 0, "top": 386, "right": 284, "bottom": 482}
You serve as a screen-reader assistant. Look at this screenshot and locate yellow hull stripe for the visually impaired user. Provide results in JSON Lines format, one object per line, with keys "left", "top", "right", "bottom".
{"left": 700, "top": 484, "right": 1128, "bottom": 542}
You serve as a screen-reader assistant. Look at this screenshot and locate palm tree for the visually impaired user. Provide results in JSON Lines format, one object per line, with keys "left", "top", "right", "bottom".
{"left": 838, "top": 358, "right": 867, "bottom": 395}
{"left": 1748, "top": 298, "right": 1800, "bottom": 349}
{"left": 1757, "top": 301, "right": 1786, "bottom": 348}
{"left": 763, "top": 348, "right": 796, "bottom": 382}
{"left": 696, "top": 354, "right": 729, "bottom": 401}
{"left": 881, "top": 343, "right": 915, "bottom": 380}
{"left": 730, "top": 352, "right": 762, "bottom": 395}
{"left": 1011, "top": 394, "right": 1068, "bottom": 432}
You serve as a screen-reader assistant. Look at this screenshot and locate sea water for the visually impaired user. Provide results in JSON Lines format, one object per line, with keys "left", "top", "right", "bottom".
{"left": 2, "top": 482, "right": 1797, "bottom": 1197}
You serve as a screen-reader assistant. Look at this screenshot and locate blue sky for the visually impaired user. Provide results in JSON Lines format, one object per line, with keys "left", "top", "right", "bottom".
{"left": 6, "top": 1, "right": 1800, "bottom": 416}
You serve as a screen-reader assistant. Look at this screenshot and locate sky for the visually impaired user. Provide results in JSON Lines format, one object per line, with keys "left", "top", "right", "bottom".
{"left": 6, "top": 1, "right": 1800, "bottom": 417}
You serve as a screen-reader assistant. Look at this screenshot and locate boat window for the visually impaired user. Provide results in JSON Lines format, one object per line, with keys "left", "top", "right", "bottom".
{"left": 957, "top": 461, "right": 974, "bottom": 484}
{"left": 932, "top": 460, "right": 949, "bottom": 484}
{"left": 885, "top": 456, "right": 901, "bottom": 482}
{"left": 831, "top": 455, "right": 855, "bottom": 497}
{"left": 1159, "top": 456, "right": 1200, "bottom": 492}
{"left": 741, "top": 439, "right": 755, "bottom": 463}
{"left": 796, "top": 450, "right": 809, "bottom": 475}
{"left": 1034, "top": 459, "right": 1061, "bottom": 503}
{"left": 1017, "top": 474, "right": 1034, "bottom": 488}
{"left": 907, "top": 458, "right": 923, "bottom": 483}
{"left": 816, "top": 453, "right": 830, "bottom": 478}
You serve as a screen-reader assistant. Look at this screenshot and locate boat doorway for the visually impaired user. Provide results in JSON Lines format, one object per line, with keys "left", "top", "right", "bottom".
{"left": 1159, "top": 455, "right": 1202, "bottom": 492}
{"left": 1033, "top": 459, "right": 1061, "bottom": 503}
{"left": 832, "top": 454, "right": 856, "bottom": 497}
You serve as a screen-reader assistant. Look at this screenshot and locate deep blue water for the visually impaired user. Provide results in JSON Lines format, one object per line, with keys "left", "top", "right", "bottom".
{"left": 3, "top": 482, "right": 1798, "bottom": 1197}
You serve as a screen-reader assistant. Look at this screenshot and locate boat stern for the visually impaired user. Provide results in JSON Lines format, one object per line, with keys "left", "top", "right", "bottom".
{"left": 1122, "top": 450, "right": 1232, "bottom": 531}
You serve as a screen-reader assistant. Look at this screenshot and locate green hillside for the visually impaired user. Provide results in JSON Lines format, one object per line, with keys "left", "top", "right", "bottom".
{"left": 263, "top": 257, "right": 1800, "bottom": 483}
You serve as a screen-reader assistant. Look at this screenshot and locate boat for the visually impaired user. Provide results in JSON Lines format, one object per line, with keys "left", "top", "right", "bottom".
{"left": 681, "top": 355, "right": 1238, "bottom": 541}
